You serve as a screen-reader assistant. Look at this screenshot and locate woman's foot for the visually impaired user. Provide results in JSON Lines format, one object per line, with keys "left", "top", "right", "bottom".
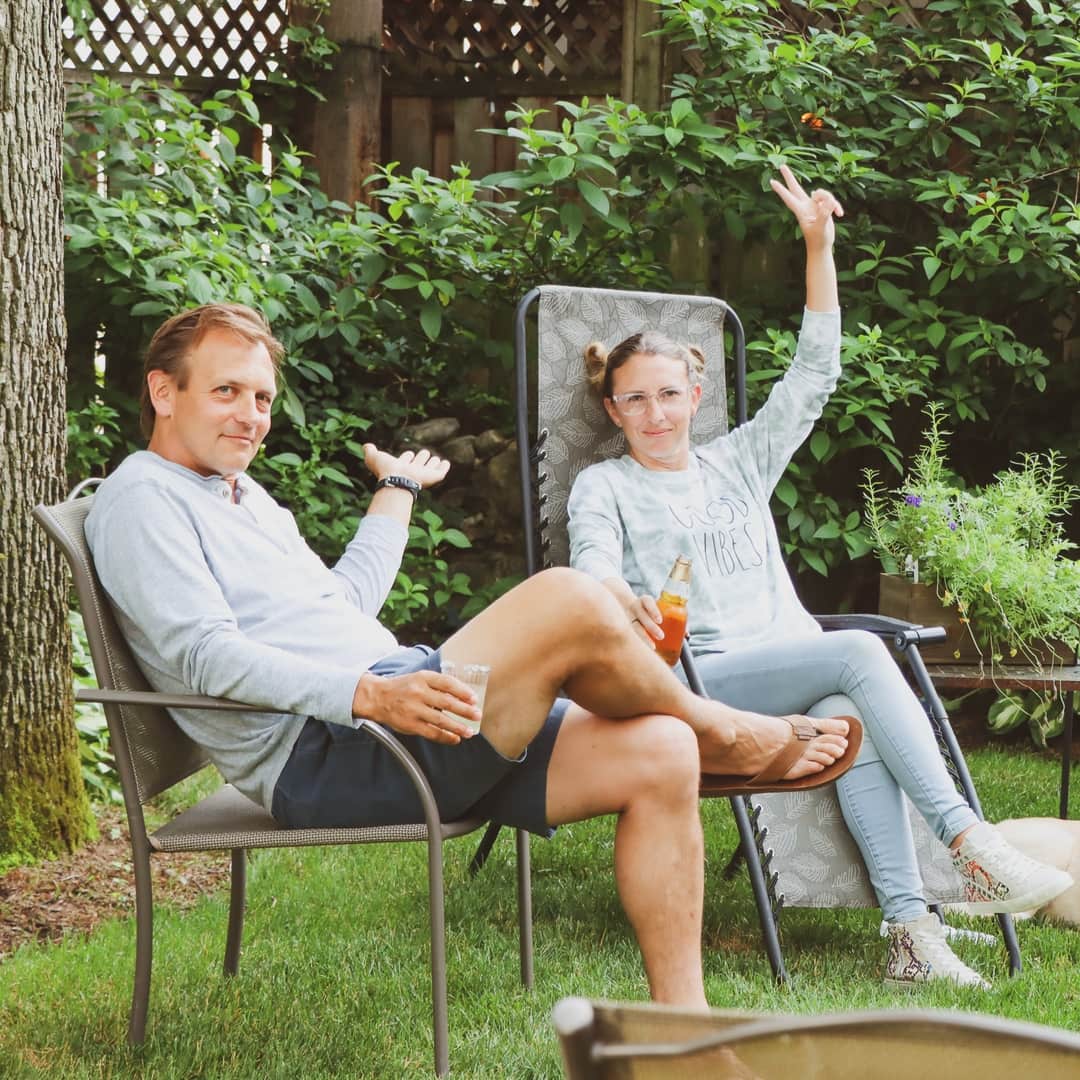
{"left": 697, "top": 707, "right": 850, "bottom": 780}
{"left": 952, "top": 821, "right": 1074, "bottom": 913}
{"left": 884, "top": 914, "right": 991, "bottom": 990}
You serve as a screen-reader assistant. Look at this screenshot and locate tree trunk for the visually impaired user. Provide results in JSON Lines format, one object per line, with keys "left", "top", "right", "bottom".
{"left": 0, "top": 1, "right": 93, "bottom": 859}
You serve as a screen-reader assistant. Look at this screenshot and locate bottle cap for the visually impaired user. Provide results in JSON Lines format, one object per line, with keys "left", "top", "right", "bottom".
{"left": 668, "top": 555, "right": 692, "bottom": 584}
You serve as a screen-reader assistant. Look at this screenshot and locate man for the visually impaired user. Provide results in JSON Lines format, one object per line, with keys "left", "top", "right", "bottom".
{"left": 85, "top": 303, "right": 853, "bottom": 1007}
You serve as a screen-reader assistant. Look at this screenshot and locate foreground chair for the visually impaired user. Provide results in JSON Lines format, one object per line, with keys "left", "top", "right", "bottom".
{"left": 34, "top": 484, "right": 534, "bottom": 1077}
{"left": 470, "top": 284, "right": 1019, "bottom": 982}
{"left": 552, "top": 997, "right": 1080, "bottom": 1079}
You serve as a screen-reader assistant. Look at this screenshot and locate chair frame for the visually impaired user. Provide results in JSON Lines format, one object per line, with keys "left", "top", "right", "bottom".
{"left": 473, "top": 285, "right": 1020, "bottom": 983}
{"left": 34, "top": 483, "right": 534, "bottom": 1077}
{"left": 552, "top": 996, "right": 1080, "bottom": 1079}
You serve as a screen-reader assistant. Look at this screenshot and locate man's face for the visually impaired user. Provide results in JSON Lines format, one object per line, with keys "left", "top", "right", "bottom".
{"left": 147, "top": 328, "right": 276, "bottom": 479}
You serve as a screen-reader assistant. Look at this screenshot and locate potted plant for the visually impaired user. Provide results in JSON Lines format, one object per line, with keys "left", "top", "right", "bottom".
{"left": 861, "top": 404, "right": 1080, "bottom": 668}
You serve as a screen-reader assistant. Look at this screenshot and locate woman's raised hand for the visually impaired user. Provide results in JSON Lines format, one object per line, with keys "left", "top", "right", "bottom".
{"left": 770, "top": 163, "right": 843, "bottom": 252}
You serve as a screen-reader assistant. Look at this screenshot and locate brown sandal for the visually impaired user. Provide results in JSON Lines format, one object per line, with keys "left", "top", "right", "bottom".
{"left": 699, "top": 714, "right": 863, "bottom": 798}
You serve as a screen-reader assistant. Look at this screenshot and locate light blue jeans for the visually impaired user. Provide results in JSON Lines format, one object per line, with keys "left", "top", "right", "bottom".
{"left": 690, "top": 629, "right": 978, "bottom": 923}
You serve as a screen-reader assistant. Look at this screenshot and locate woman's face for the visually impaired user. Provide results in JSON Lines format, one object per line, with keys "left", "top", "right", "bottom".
{"left": 603, "top": 351, "right": 702, "bottom": 470}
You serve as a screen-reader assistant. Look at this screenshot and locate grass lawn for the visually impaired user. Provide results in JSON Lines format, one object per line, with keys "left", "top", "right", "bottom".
{"left": 1, "top": 745, "right": 1078, "bottom": 1078}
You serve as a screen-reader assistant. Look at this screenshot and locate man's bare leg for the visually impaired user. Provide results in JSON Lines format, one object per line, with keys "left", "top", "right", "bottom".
{"left": 544, "top": 704, "right": 708, "bottom": 1007}
{"left": 442, "top": 567, "right": 848, "bottom": 772}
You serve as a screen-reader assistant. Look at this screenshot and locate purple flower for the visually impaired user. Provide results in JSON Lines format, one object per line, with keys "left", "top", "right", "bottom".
{"left": 948, "top": 519, "right": 958, "bottom": 531}
{"left": 904, "top": 494, "right": 923, "bottom": 507}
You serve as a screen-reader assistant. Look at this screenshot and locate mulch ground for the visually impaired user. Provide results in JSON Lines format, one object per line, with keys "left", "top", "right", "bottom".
{"left": 0, "top": 805, "right": 230, "bottom": 962}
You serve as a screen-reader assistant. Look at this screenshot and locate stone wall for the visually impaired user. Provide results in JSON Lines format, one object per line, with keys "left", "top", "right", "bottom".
{"left": 397, "top": 417, "right": 526, "bottom": 587}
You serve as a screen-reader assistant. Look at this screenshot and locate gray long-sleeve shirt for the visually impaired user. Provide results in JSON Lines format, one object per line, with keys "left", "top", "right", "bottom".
{"left": 568, "top": 308, "right": 840, "bottom": 654}
{"left": 84, "top": 450, "right": 408, "bottom": 811}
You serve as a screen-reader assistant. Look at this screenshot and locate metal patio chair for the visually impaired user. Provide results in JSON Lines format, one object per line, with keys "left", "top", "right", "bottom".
{"left": 34, "top": 483, "right": 534, "bottom": 1078}
{"left": 472, "top": 285, "right": 1019, "bottom": 983}
{"left": 552, "top": 996, "right": 1080, "bottom": 1079}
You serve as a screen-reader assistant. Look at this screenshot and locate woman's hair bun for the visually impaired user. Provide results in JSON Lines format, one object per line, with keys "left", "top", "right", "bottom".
{"left": 583, "top": 341, "right": 609, "bottom": 393}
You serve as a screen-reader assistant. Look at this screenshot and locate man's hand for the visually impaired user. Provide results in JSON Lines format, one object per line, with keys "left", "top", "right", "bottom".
{"left": 352, "top": 669, "right": 481, "bottom": 744}
{"left": 364, "top": 443, "right": 451, "bottom": 488}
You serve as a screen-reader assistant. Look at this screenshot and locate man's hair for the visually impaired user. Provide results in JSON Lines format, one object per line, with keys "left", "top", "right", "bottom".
{"left": 140, "top": 303, "right": 285, "bottom": 440}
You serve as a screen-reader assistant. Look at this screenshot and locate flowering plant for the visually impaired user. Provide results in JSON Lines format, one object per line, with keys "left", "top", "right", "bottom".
{"left": 862, "top": 404, "right": 1080, "bottom": 666}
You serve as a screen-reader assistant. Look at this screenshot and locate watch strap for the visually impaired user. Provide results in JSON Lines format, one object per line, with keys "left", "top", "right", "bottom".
{"left": 375, "top": 475, "right": 421, "bottom": 500}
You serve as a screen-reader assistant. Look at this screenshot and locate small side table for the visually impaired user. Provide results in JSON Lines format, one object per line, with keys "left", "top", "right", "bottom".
{"left": 924, "top": 663, "right": 1080, "bottom": 819}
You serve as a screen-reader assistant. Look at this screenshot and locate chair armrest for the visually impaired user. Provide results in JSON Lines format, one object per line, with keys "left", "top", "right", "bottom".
{"left": 813, "top": 613, "right": 948, "bottom": 648}
{"left": 81, "top": 689, "right": 451, "bottom": 828}
{"left": 77, "top": 687, "right": 270, "bottom": 711}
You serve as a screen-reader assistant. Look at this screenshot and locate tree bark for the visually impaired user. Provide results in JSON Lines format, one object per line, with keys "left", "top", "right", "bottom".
{"left": 0, "top": 1, "right": 93, "bottom": 859}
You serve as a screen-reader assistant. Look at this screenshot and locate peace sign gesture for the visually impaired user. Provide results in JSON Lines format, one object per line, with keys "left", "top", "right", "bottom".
{"left": 770, "top": 163, "right": 844, "bottom": 253}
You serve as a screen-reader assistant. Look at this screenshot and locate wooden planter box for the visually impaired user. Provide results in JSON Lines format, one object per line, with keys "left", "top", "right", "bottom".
{"left": 877, "top": 573, "right": 1075, "bottom": 666}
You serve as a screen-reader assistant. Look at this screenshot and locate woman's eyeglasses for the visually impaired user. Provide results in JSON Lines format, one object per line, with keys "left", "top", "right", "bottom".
{"left": 609, "top": 387, "right": 692, "bottom": 416}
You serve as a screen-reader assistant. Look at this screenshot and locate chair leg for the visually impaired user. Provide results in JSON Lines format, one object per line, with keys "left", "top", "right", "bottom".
{"left": 1060, "top": 692, "right": 1075, "bottom": 820}
{"left": 730, "top": 796, "right": 787, "bottom": 985}
{"left": 224, "top": 848, "right": 247, "bottom": 976}
{"left": 427, "top": 833, "right": 450, "bottom": 1077}
{"left": 468, "top": 821, "right": 502, "bottom": 877}
{"left": 128, "top": 842, "right": 154, "bottom": 1044}
{"left": 515, "top": 828, "right": 534, "bottom": 989}
{"left": 997, "top": 912, "right": 1022, "bottom": 975}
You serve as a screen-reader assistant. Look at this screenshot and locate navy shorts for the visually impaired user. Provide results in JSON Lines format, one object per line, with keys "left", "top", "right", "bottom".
{"left": 271, "top": 645, "right": 568, "bottom": 837}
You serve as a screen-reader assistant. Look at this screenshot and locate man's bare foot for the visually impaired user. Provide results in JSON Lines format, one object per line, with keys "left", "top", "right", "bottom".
{"left": 696, "top": 707, "right": 849, "bottom": 779}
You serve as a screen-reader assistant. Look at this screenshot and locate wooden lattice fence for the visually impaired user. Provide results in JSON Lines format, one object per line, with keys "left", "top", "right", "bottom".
{"left": 62, "top": 1, "right": 634, "bottom": 180}
{"left": 62, "top": 0, "right": 289, "bottom": 84}
{"left": 383, "top": 0, "right": 622, "bottom": 98}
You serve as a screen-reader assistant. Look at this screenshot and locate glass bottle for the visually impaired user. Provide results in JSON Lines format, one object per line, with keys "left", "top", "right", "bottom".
{"left": 655, "top": 555, "right": 691, "bottom": 666}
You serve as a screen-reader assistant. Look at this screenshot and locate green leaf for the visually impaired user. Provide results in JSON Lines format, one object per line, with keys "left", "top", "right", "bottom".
{"left": 802, "top": 550, "right": 829, "bottom": 576}
{"left": 188, "top": 269, "right": 213, "bottom": 304}
{"left": 420, "top": 299, "right": 442, "bottom": 340}
{"left": 130, "top": 300, "right": 171, "bottom": 316}
{"left": 922, "top": 255, "right": 941, "bottom": 279}
{"left": 812, "top": 521, "right": 842, "bottom": 540}
{"left": 318, "top": 466, "right": 353, "bottom": 487}
{"left": 245, "top": 181, "right": 267, "bottom": 207}
{"left": 664, "top": 127, "right": 684, "bottom": 147}
{"left": 576, "top": 179, "right": 610, "bottom": 217}
{"left": 877, "top": 279, "right": 908, "bottom": 312}
{"left": 926, "top": 322, "right": 947, "bottom": 348}
{"left": 382, "top": 274, "right": 420, "bottom": 289}
{"left": 359, "top": 253, "right": 386, "bottom": 285}
{"left": 440, "top": 528, "right": 471, "bottom": 549}
{"left": 281, "top": 383, "right": 306, "bottom": 427}
{"left": 547, "top": 156, "right": 575, "bottom": 181}
{"left": 560, "top": 202, "right": 584, "bottom": 242}
{"left": 670, "top": 97, "right": 693, "bottom": 125}
{"left": 810, "top": 431, "right": 830, "bottom": 461}
{"left": 294, "top": 281, "right": 321, "bottom": 317}
{"left": 774, "top": 477, "right": 797, "bottom": 509}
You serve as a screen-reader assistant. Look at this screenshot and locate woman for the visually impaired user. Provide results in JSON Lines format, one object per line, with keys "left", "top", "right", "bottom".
{"left": 567, "top": 164, "right": 1072, "bottom": 988}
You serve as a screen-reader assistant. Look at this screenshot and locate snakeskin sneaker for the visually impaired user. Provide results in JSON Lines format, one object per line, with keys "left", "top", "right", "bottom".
{"left": 953, "top": 821, "right": 1073, "bottom": 914}
{"left": 884, "top": 914, "right": 991, "bottom": 990}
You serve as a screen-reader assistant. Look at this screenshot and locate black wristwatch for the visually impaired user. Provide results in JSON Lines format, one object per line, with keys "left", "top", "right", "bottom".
{"left": 375, "top": 475, "right": 421, "bottom": 501}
